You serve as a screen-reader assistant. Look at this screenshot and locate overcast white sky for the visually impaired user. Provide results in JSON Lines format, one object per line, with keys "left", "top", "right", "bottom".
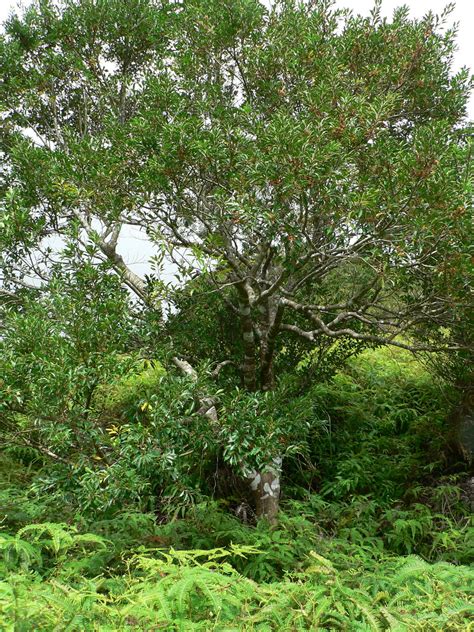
{"left": 1, "top": 0, "right": 472, "bottom": 281}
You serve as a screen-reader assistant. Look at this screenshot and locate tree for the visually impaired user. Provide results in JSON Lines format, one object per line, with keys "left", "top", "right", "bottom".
{"left": 1, "top": 0, "right": 472, "bottom": 520}
{"left": 0, "top": 260, "right": 135, "bottom": 463}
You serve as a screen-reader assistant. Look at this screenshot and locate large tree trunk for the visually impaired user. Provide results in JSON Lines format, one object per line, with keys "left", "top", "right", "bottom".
{"left": 246, "top": 457, "right": 282, "bottom": 525}
{"left": 239, "top": 295, "right": 284, "bottom": 522}
{"left": 260, "top": 300, "right": 284, "bottom": 392}
{"left": 238, "top": 300, "right": 257, "bottom": 391}
{"left": 174, "top": 291, "right": 285, "bottom": 523}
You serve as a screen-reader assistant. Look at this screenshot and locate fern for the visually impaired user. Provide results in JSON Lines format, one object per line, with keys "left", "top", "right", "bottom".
{"left": 17, "top": 522, "right": 75, "bottom": 554}
{"left": 0, "top": 533, "right": 42, "bottom": 572}
{"left": 0, "top": 539, "right": 472, "bottom": 630}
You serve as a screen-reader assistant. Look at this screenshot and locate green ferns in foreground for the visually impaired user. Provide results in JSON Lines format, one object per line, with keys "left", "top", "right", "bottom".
{"left": 0, "top": 348, "right": 472, "bottom": 629}
{"left": 0, "top": 521, "right": 473, "bottom": 631}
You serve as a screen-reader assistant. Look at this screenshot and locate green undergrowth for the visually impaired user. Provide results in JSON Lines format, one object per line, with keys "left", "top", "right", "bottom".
{"left": 0, "top": 516, "right": 472, "bottom": 631}
{"left": 93, "top": 358, "right": 166, "bottom": 420}
{"left": 1, "top": 347, "right": 473, "bottom": 629}
{"left": 0, "top": 495, "right": 472, "bottom": 630}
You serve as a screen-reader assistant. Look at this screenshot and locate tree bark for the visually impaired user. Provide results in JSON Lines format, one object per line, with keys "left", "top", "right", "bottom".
{"left": 246, "top": 457, "right": 282, "bottom": 525}
{"left": 237, "top": 291, "right": 283, "bottom": 521}
{"left": 260, "top": 301, "right": 284, "bottom": 391}
{"left": 449, "top": 375, "right": 474, "bottom": 462}
{"left": 239, "top": 301, "right": 257, "bottom": 391}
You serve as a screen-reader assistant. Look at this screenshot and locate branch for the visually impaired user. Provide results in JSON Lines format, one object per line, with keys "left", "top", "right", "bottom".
{"left": 280, "top": 322, "right": 468, "bottom": 353}
{"left": 0, "top": 288, "right": 22, "bottom": 300}
{"left": 8, "top": 435, "right": 71, "bottom": 465}
{"left": 99, "top": 239, "right": 149, "bottom": 302}
{"left": 280, "top": 323, "right": 316, "bottom": 342}
{"left": 210, "top": 360, "right": 236, "bottom": 379}
{"left": 71, "top": 208, "right": 149, "bottom": 302}
{"left": 172, "top": 357, "right": 218, "bottom": 422}
{"left": 172, "top": 357, "right": 198, "bottom": 380}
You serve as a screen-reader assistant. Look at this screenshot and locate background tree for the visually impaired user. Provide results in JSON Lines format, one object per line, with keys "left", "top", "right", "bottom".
{"left": 1, "top": 0, "right": 472, "bottom": 520}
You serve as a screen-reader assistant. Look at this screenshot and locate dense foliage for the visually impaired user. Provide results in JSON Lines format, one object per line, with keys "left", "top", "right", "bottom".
{"left": 0, "top": 0, "right": 473, "bottom": 629}
{"left": 1, "top": 348, "right": 473, "bottom": 628}
{"left": 1, "top": 0, "right": 472, "bottom": 524}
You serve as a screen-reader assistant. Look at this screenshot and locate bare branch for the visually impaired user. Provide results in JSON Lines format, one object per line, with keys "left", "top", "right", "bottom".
{"left": 210, "top": 360, "right": 236, "bottom": 378}
{"left": 172, "top": 357, "right": 198, "bottom": 380}
{"left": 172, "top": 357, "right": 219, "bottom": 422}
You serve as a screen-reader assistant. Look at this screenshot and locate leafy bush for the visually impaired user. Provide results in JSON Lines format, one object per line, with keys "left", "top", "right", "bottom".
{"left": 93, "top": 358, "right": 166, "bottom": 422}
{"left": 0, "top": 523, "right": 108, "bottom": 578}
{"left": 0, "top": 344, "right": 472, "bottom": 629}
